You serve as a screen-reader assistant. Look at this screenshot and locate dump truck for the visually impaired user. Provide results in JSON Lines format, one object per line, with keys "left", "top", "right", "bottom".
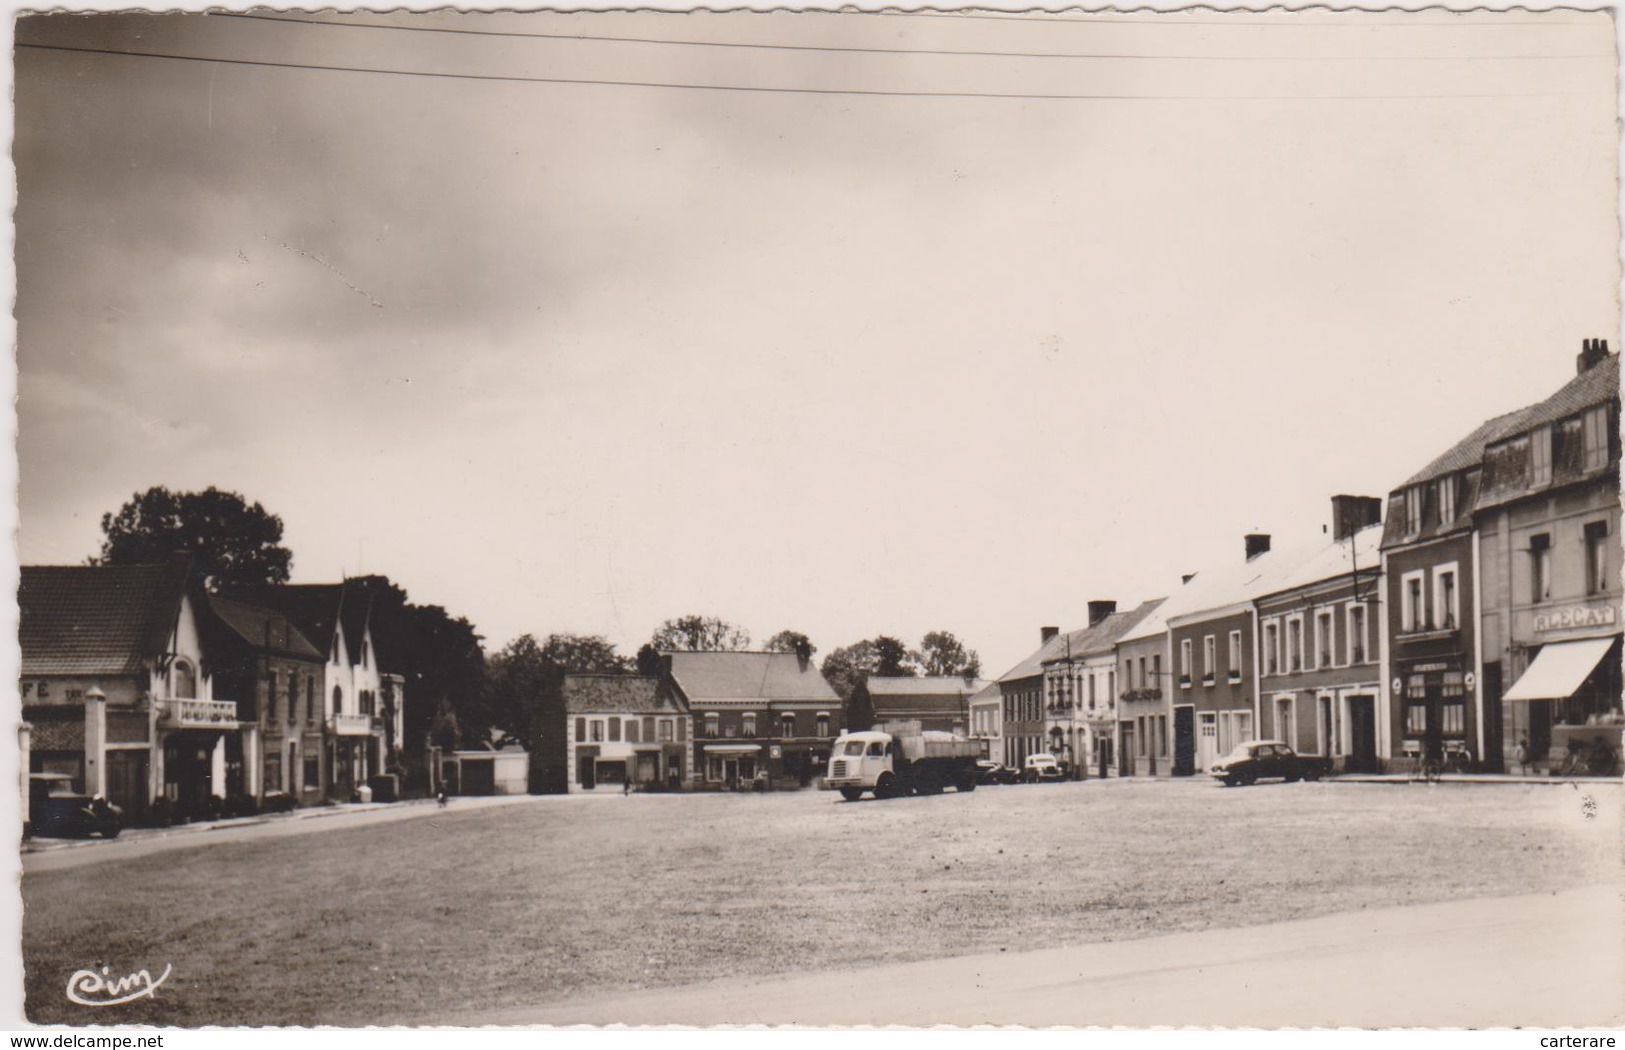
{"left": 824, "top": 720, "right": 983, "bottom": 801}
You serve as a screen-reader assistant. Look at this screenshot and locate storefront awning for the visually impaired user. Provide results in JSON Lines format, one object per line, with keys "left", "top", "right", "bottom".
{"left": 702, "top": 743, "right": 762, "bottom": 754}
{"left": 1503, "top": 637, "right": 1616, "bottom": 702}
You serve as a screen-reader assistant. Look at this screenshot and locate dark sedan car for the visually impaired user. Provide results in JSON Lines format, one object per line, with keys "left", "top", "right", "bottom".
{"left": 975, "top": 760, "right": 1018, "bottom": 786}
{"left": 1210, "top": 740, "right": 1332, "bottom": 786}
{"left": 28, "top": 774, "right": 123, "bottom": 839}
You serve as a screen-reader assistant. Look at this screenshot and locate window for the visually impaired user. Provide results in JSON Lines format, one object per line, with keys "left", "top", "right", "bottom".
{"left": 1484, "top": 435, "right": 1531, "bottom": 492}
{"left": 305, "top": 677, "right": 315, "bottom": 724}
{"left": 706, "top": 756, "right": 724, "bottom": 782}
{"left": 1138, "top": 657, "right": 1148, "bottom": 691}
{"left": 575, "top": 717, "right": 587, "bottom": 741}
{"left": 287, "top": 674, "right": 299, "bottom": 723}
{"left": 1316, "top": 611, "right": 1334, "bottom": 668}
{"left": 1405, "top": 704, "right": 1427, "bottom": 735}
{"left": 742, "top": 712, "right": 757, "bottom": 737}
{"left": 1150, "top": 655, "right": 1160, "bottom": 691}
{"left": 1202, "top": 635, "right": 1215, "bottom": 678}
{"left": 267, "top": 671, "right": 278, "bottom": 719}
{"left": 1434, "top": 566, "right": 1458, "bottom": 630}
{"left": 1088, "top": 674, "right": 1097, "bottom": 707}
{"left": 1347, "top": 604, "right": 1368, "bottom": 664}
{"left": 1442, "top": 701, "right": 1466, "bottom": 736}
{"left": 1276, "top": 698, "right": 1295, "bottom": 744}
{"left": 173, "top": 660, "right": 197, "bottom": 699}
{"left": 1554, "top": 417, "right": 1585, "bottom": 478}
{"left": 590, "top": 720, "right": 605, "bottom": 742}
{"left": 304, "top": 756, "right": 320, "bottom": 790}
{"left": 1287, "top": 616, "right": 1303, "bottom": 671}
{"left": 1437, "top": 475, "right": 1457, "bottom": 525}
{"left": 1582, "top": 406, "right": 1611, "bottom": 471}
{"left": 658, "top": 719, "right": 674, "bottom": 742}
{"left": 1586, "top": 521, "right": 1611, "bottom": 595}
{"left": 627, "top": 720, "right": 640, "bottom": 744}
{"left": 704, "top": 713, "right": 719, "bottom": 738}
{"left": 816, "top": 714, "right": 830, "bottom": 738}
{"left": 1401, "top": 572, "right": 1425, "bottom": 632}
{"left": 780, "top": 714, "right": 796, "bottom": 738}
{"left": 1403, "top": 487, "right": 1422, "bottom": 535}
{"left": 332, "top": 685, "right": 343, "bottom": 716}
{"left": 1530, "top": 534, "right": 1552, "bottom": 603}
{"left": 676, "top": 719, "right": 686, "bottom": 743}
{"left": 1228, "top": 630, "right": 1242, "bottom": 675}
{"left": 1180, "top": 639, "right": 1192, "bottom": 686}
{"left": 1263, "top": 622, "right": 1279, "bottom": 675}
{"left": 643, "top": 716, "right": 655, "bottom": 742}
{"left": 1531, "top": 426, "right": 1552, "bottom": 487}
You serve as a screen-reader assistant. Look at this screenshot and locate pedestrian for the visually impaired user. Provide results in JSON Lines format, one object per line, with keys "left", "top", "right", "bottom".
{"left": 1514, "top": 736, "right": 1531, "bottom": 776}
{"left": 622, "top": 777, "right": 632, "bottom": 797}
{"left": 436, "top": 787, "right": 448, "bottom": 808}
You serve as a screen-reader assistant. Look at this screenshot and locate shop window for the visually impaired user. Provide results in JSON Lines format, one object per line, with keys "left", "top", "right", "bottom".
{"left": 1442, "top": 701, "right": 1466, "bottom": 737}
{"left": 1405, "top": 704, "right": 1427, "bottom": 736}
{"left": 706, "top": 756, "right": 724, "bottom": 782}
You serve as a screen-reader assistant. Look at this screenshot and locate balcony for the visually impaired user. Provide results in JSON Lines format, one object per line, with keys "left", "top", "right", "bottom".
{"left": 158, "top": 698, "right": 241, "bottom": 729}
{"left": 330, "top": 713, "right": 374, "bottom": 737}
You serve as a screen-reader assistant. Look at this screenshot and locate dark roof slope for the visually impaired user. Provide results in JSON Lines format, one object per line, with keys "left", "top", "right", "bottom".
{"left": 203, "top": 593, "right": 324, "bottom": 661}
{"left": 665, "top": 651, "right": 840, "bottom": 704}
{"left": 243, "top": 582, "right": 372, "bottom": 666}
{"left": 19, "top": 561, "right": 190, "bottom": 676}
{"left": 563, "top": 674, "right": 683, "bottom": 714}
{"left": 1041, "top": 598, "right": 1167, "bottom": 665}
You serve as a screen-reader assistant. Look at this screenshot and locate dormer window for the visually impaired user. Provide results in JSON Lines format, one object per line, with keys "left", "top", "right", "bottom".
{"left": 1437, "top": 475, "right": 1457, "bottom": 525}
{"left": 1403, "top": 486, "right": 1423, "bottom": 535}
{"left": 172, "top": 660, "right": 197, "bottom": 700}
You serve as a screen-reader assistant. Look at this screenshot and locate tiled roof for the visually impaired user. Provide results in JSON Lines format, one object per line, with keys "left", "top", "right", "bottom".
{"left": 1398, "top": 356, "right": 1618, "bottom": 490}
{"left": 864, "top": 676, "right": 989, "bottom": 697}
{"left": 243, "top": 581, "right": 373, "bottom": 667}
{"left": 1041, "top": 599, "right": 1167, "bottom": 664}
{"left": 1257, "top": 524, "right": 1385, "bottom": 602}
{"left": 665, "top": 651, "right": 840, "bottom": 704}
{"left": 204, "top": 594, "right": 325, "bottom": 660}
{"left": 995, "top": 632, "right": 1073, "bottom": 686}
{"left": 563, "top": 674, "right": 682, "bottom": 715}
{"left": 968, "top": 680, "right": 1002, "bottom": 706}
{"left": 19, "top": 561, "right": 190, "bottom": 677}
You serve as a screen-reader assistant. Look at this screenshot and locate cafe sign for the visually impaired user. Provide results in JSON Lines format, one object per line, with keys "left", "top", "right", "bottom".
{"left": 1533, "top": 603, "right": 1618, "bottom": 635}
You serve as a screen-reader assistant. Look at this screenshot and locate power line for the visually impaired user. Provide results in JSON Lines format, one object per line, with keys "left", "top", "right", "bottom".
{"left": 16, "top": 41, "right": 1592, "bottom": 101}
{"left": 213, "top": 11, "right": 1607, "bottom": 62}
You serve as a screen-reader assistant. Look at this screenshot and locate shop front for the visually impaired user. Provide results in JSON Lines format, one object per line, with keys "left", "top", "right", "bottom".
{"left": 1395, "top": 656, "right": 1473, "bottom": 770}
{"left": 701, "top": 743, "right": 761, "bottom": 789}
{"left": 1502, "top": 633, "right": 1622, "bottom": 776}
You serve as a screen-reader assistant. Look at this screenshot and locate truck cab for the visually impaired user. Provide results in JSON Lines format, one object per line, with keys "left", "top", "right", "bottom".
{"left": 826, "top": 731, "right": 895, "bottom": 801}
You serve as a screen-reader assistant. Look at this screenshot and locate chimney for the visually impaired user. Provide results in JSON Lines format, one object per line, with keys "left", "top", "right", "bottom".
{"left": 1087, "top": 600, "right": 1117, "bottom": 626}
{"left": 1244, "top": 533, "right": 1271, "bottom": 561}
{"left": 1041, "top": 626, "right": 1060, "bottom": 644}
{"left": 793, "top": 638, "right": 813, "bottom": 670}
{"left": 1330, "top": 495, "right": 1383, "bottom": 542}
{"left": 1181, "top": 573, "right": 1197, "bottom": 585}
{"left": 1578, "top": 337, "right": 1610, "bottom": 375}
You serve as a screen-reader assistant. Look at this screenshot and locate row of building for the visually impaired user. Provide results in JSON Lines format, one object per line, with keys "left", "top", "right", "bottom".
{"left": 964, "top": 340, "right": 1621, "bottom": 778}
{"left": 19, "top": 564, "right": 407, "bottom": 822}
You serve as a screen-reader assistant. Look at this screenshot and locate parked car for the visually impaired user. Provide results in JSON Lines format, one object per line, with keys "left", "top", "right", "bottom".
{"left": 1210, "top": 740, "right": 1332, "bottom": 786}
{"left": 976, "top": 759, "right": 1018, "bottom": 785}
{"left": 27, "top": 774, "right": 123, "bottom": 839}
{"left": 1022, "top": 752, "right": 1066, "bottom": 783}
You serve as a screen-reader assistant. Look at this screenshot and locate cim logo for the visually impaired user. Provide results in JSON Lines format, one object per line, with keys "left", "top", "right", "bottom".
{"left": 66, "top": 963, "right": 172, "bottom": 1007}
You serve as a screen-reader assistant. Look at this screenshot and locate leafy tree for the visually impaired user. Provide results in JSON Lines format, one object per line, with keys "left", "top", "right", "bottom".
{"left": 819, "top": 639, "right": 876, "bottom": 702}
{"left": 648, "top": 615, "right": 751, "bottom": 652}
{"left": 872, "top": 635, "right": 918, "bottom": 678}
{"left": 764, "top": 630, "right": 816, "bottom": 656}
{"left": 344, "top": 575, "right": 488, "bottom": 755}
{"left": 918, "top": 630, "right": 982, "bottom": 678}
{"left": 485, "top": 633, "right": 633, "bottom": 741}
{"left": 635, "top": 644, "right": 663, "bottom": 677}
{"left": 93, "top": 486, "right": 292, "bottom": 587}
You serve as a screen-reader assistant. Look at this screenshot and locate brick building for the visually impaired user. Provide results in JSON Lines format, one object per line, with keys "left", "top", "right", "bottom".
{"left": 664, "top": 650, "right": 840, "bottom": 788}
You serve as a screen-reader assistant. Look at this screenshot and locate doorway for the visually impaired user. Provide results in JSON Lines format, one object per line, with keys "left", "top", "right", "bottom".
{"left": 1347, "top": 695, "right": 1378, "bottom": 773}
{"left": 106, "top": 749, "right": 148, "bottom": 822}
{"left": 1173, "top": 706, "right": 1196, "bottom": 776}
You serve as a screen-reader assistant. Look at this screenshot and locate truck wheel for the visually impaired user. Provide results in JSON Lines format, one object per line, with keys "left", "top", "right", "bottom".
{"left": 1302, "top": 768, "right": 1322, "bottom": 782}
{"left": 874, "top": 772, "right": 898, "bottom": 799}
{"left": 839, "top": 788, "right": 864, "bottom": 802}
{"left": 958, "top": 777, "right": 977, "bottom": 793}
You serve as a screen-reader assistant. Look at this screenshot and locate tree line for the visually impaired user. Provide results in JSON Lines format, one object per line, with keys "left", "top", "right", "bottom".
{"left": 90, "top": 486, "right": 985, "bottom": 751}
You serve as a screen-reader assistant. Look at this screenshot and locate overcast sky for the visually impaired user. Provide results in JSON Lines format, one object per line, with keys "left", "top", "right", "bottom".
{"left": 12, "top": 9, "right": 1619, "bottom": 675}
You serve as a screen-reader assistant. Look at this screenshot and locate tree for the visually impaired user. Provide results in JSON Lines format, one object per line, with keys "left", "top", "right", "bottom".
{"left": 648, "top": 615, "right": 751, "bottom": 652}
{"left": 764, "top": 630, "right": 816, "bottom": 656}
{"left": 93, "top": 486, "right": 292, "bottom": 587}
{"left": 819, "top": 640, "right": 875, "bottom": 703}
{"left": 918, "top": 630, "right": 982, "bottom": 678}
{"left": 872, "top": 635, "right": 918, "bottom": 678}
{"left": 485, "top": 633, "right": 633, "bottom": 742}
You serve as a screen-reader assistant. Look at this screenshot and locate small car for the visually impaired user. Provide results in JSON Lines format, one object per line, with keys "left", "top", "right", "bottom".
{"left": 1022, "top": 752, "right": 1067, "bottom": 783}
{"left": 1210, "top": 740, "right": 1332, "bottom": 786}
{"left": 27, "top": 774, "right": 123, "bottom": 839}
{"left": 975, "top": 759, "right": 1018, "bottom": 785}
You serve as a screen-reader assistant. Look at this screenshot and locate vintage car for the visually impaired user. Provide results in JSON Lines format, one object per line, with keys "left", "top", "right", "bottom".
{"left": 1209, "top": 740, "right": 1333, "bottom": 786}
{"left": 27, "top": 773, "right": 123, "bottom": 839}
{"left": 975, "top": 759, "right": 1018, "bottom": 785}
{"left": 1021, "top": 752, "right": 1067, "bottom": 783}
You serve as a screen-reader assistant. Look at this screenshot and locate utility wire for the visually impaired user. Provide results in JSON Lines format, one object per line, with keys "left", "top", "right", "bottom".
{"left": 213, "top": 11, "right": 1606, "bottom": 62}
{"left": 15, "top": 41, "right": 1592, "bottom": 101}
